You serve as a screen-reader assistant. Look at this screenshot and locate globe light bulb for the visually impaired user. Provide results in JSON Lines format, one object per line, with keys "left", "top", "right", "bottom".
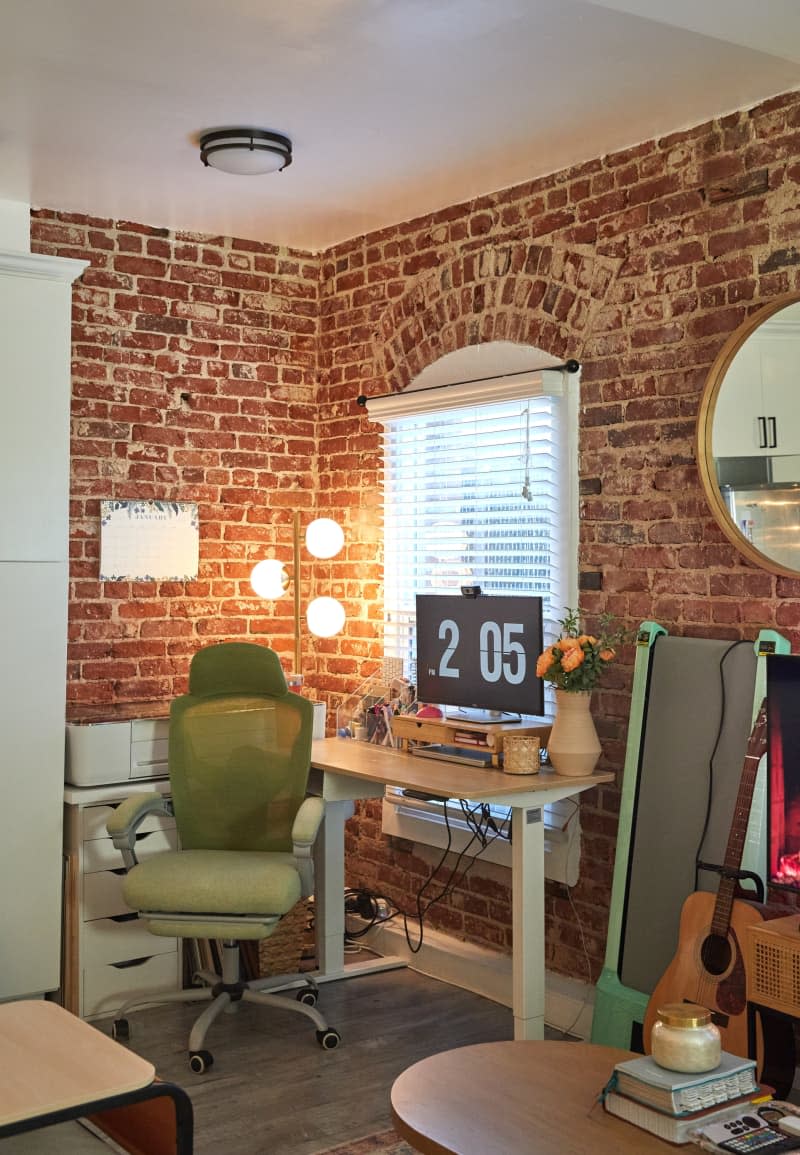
{"left": 305, "top": 518, "right": 344, "bottom": 559}
{"left": 250, "top": 559, "right": 287, "bottom": 599}
{"left": 306, "top": 596, "right": 346, "bottom": 638}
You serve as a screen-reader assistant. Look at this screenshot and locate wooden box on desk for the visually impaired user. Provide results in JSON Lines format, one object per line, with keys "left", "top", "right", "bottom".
{"left": 745, "top": 914, "right": 800, "bottom": 1017}
{"left": 391, "top": 714, "right": 551, "bottom": 767}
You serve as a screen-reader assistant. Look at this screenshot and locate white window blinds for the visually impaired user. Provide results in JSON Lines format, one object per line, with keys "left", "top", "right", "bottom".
{"left": 368, "top": 368, "right": 577, "bottom": 711}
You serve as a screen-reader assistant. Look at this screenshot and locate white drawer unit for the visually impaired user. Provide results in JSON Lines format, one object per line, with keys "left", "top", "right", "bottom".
{"left": 82, "top": 822, "right": 176, "bottom": 875}
{"left": 83, "top": 952, "right": 182, "bottom": 1020}
{"left": 63, "top": 779, "right": 182, "bottom": 1020}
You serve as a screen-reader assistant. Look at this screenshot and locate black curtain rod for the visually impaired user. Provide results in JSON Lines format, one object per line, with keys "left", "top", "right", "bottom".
{"left": 356, "top": 359, "right": 580, "bottom": 407}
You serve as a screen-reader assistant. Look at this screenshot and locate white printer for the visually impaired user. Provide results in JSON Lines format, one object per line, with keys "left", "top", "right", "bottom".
{"left": 65, "top": 701, "right": 171, "bottom": 787}
{"left": 65, "top": 699, "right": 326, "bottom": 787}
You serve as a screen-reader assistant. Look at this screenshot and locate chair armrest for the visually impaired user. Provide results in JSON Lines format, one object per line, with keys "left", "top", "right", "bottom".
{"left": 292, "top": 796, "right": 324, "bottom": 847}
{"left": 106, "top": 793, "right": 174, "bottom": 870}
{"left": 292, "top": 796, "right": 324, "bottom": 897}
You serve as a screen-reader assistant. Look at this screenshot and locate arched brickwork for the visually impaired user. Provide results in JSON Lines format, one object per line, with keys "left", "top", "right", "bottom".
{"left": 371, "top": 242, "right": 621, "bottom": 394}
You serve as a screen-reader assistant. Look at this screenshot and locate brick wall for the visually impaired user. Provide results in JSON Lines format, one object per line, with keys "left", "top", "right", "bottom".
{"left": 30, "top": 214, "right": 322, "bottom": 703}
{"left": 32, "top": 86, "right": 800, "bottom": 985}
{"left": 316, "top": 90, "right": 800, "bottom": 979}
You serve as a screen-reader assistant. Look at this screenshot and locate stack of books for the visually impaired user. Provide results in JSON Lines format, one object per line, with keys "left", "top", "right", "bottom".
{"left": 603, "top": 1050, "right": 764, "bottom": 1144}
{"left": 451, "top": 729, "right": 490, "bottom": 748}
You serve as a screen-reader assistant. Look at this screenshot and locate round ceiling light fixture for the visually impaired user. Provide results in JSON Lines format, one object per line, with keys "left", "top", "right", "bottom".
{"left": 199, "top": 128, "right": 292, "bottom": 176}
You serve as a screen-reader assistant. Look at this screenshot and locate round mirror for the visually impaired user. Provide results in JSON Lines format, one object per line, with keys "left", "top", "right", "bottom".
{"left": 698, "top": 292, "right": 800, "bottom": 578}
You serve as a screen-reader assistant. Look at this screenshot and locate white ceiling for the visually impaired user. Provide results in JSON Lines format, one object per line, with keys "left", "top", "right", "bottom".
{"left": 3, "top": 0, "right": 800, "bottom": 253}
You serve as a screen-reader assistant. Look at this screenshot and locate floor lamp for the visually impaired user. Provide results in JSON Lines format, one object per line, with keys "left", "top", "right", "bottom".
{"left": 250, "top": 511, "right": 346, "bottom": 676}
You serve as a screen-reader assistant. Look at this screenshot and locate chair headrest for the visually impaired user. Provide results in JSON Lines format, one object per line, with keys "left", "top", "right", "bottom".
{"left": 188, "top": 643, "right": 289, "bottom": 699}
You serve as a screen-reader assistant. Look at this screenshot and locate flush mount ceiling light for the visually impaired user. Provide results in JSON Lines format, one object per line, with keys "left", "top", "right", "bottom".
{"left": 199, "top": 128, "right": 292, "bottom": 176}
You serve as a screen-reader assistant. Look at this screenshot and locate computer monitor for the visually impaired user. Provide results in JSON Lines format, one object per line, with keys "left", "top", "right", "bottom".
{"left": 415, "top": 593, "right": 545, "bottom": 721}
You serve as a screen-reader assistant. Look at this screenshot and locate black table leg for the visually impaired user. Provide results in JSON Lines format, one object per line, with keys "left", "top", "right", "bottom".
{"left": 749, "top": 1001, "right": 796, "bottom": 1100}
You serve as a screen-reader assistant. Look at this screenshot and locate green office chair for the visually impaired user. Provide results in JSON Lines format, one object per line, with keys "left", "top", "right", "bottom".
{"left": 106, "top": 642, "right": 340, "bottom": 1073}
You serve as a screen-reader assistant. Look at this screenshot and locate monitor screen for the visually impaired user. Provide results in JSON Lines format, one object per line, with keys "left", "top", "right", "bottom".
{"left": 415, "top": 594, "right": 545, "bottom": 720}
{"left": 767, "top": 653, "right": 800, "bottom": 890}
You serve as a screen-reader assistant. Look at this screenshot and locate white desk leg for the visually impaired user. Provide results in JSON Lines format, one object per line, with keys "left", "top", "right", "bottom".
{"left": 312, "top": 794, "right": 406, "bottom": 985}
{"left": 511, "top": 803, "right": 546, "bottom": 1040}
{"left": 314, "top": 799, "right": 351, "bottom": 978}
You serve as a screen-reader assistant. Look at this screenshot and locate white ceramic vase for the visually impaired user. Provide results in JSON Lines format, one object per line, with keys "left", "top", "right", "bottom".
{"left": 547, "top": 690, "right": 601, "bottom": 776}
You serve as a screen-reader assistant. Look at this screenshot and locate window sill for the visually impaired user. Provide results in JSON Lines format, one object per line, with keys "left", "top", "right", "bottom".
{"left": 381, "top": 788, "right": 581, "bottom": 886}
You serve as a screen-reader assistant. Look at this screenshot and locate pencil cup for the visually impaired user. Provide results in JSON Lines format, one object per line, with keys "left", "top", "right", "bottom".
{"left": 502, "top": 735, "right": 540, "bottom": 775}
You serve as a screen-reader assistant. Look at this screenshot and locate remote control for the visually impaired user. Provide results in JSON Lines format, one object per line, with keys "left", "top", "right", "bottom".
{"left": 718, "top": 1128, "right": 800, "bottom": 1153}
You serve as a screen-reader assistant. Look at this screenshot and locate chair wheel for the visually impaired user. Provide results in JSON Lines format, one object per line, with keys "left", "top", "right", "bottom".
{"left": 297, "top": 988, "right": 318, "bottom": 1006}
{"left": 111, "top": 1019, "right": 129, "bottom": 1041}
{"left": 316, "top": 1028, "right": 341, "bottom": 1050}
{"left": 189, "top": 1050, "right": 214, "bottom": 1074}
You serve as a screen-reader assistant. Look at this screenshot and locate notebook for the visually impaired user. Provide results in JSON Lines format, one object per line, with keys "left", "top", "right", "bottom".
{"left": 604, "top": 1089, "right": 770, "bottom": 1144}
{"left": 612, "top": 1052, "right": 758, "bottom": 1115}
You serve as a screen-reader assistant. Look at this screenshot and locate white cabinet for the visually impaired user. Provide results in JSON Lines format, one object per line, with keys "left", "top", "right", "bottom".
{"left": 759, "top": 333, "right": 800, "bottom": 457}
{"left": 713, "top": 322, "right": 800, "bottom": 459}
{"left": 0, "top": 248, "right": 87, "bottom": 1001}
{"left": 0, "top": 272, "right": 73, "bottom": 560}
{"left": 2, "top": 562, "right": 69, "bottom": 998}
{"left": 63, "top": 781, "right": 182, "bottom": 1019}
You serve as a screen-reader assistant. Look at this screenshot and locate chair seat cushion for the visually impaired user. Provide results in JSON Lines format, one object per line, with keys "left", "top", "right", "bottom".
{"left": 122, "top": 849, "right": 302, "bottom": 917}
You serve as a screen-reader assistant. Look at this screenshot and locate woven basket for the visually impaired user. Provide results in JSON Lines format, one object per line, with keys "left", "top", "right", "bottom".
{"left": 502, "top": 734, "right": 541, "bottom": 775}
{"left": 258, "top": 897, "right": 315, "bottom": 978}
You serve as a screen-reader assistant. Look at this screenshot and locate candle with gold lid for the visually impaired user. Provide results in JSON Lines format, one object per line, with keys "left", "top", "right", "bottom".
{"left": 650, "top": 1003, "right": 721, "bottom": 1073}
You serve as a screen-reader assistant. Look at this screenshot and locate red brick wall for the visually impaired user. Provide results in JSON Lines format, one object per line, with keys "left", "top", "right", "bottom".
{"left": 317, "top": 90, "right": 800, "bottom": 978}
{"left": 30, "top": 213, "right": 322, "bottom": 703}
{"left": 32, "top": 86, "right": 800, "bottom": 985}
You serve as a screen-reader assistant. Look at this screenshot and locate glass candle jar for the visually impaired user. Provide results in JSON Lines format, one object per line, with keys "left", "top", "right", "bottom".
{"left": 650, "top": 1003, "right": 721, "bottom": 1073}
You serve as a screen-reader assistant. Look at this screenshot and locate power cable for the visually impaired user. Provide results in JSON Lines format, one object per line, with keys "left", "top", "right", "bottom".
{"left": 345, "top": 797, "right": 512, "bottom": 954}
{"left": 557, "top": 883, "right": 594, "bottom": 1040}
{"left": 692, "top": 640, "right": 749, "bottom": 892}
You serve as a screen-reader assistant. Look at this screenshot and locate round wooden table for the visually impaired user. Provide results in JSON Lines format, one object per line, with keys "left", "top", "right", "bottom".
{"left": 391, "top": 1041, "right": 679, "bottom": 1154}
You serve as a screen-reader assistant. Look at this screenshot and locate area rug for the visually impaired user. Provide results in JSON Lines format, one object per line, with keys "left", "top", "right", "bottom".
{"left": 317, "top": 1129, "right": 415, "bottom": 1155}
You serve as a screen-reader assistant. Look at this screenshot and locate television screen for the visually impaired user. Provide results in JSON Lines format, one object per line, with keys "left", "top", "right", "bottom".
{"left": 415, "top": 594, "right": 545, "bottom": 720}
{"left": 767, "top": 653, "right": 800, "bottom": 890}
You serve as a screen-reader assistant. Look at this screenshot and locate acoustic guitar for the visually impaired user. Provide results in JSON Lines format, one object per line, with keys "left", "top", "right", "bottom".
{"left": 642, "top": 699, "right": 768, "bottom": 1061}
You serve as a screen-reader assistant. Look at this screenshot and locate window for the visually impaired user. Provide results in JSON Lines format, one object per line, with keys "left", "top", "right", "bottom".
{"left": 366, "top": 348, "right": 580, "bottom": 880}
{"left": 368, "top": 356, "right": 578, "bottom": 700}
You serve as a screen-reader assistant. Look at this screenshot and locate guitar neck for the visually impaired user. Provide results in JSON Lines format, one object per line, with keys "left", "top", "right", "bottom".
{"left": 709, "top": 704, "right": 767, "bottom": 937}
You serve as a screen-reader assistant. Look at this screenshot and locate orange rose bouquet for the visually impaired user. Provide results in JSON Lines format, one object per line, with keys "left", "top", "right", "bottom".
{"left": 536, "top": 607, "right": 626, "bottom": 693}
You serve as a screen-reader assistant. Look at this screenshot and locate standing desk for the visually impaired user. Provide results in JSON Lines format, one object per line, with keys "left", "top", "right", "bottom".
{"left": 308, "top": 737, "right": 613, "bottom": 1041}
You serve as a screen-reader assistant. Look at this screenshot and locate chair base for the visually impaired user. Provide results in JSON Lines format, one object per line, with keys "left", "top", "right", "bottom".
{"left": 111, "top": 941, "right": 341, "bottom": 1072}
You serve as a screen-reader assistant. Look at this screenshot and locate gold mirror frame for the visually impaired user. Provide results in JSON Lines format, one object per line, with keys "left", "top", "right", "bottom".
{"left": 697, "top": 290, "right": 800, "bottom": 579}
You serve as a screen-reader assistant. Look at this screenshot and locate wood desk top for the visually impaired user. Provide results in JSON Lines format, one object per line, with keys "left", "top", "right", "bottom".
{"left": 391, "top": 1041, "right": 677, "bottom": 1155}
{"left": 310, "top": 737, "right": 613, "bottom": 800}
{"left": 0, "top": 1000, "right": 155, "bottom": 1128}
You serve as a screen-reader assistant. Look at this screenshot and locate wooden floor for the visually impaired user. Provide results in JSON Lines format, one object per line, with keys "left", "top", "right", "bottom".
{"left": 130, "top": 966, "right": 516, "bottom": 1154}
{"left": 2, "top": 964, "right": 549, "bottom": 1154}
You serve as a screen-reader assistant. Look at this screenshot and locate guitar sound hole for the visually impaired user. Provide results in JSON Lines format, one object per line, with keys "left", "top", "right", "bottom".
{"left": 700, "top": 933, "right": 732, "bottom": 976}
